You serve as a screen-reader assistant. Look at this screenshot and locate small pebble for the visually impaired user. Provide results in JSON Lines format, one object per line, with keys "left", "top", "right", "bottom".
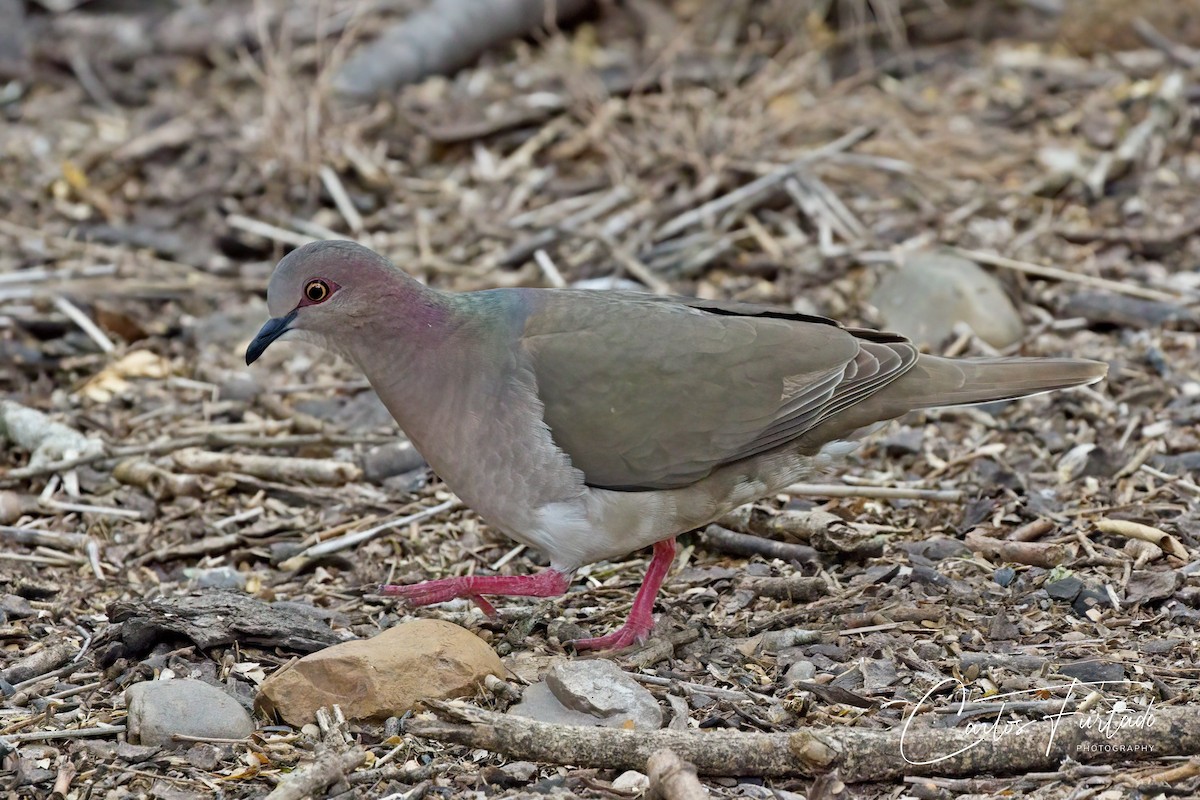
{"left": 783, "top": 660, "right": 816, "bottom": 687}
{"left": 993, "top": 566, "right": 1016, "bottom": 587}
{"left": 1045, "top": 576, "right": 1084, "bottom": 601}
{"left": 184, "top": 566, "right": 246, "bottom": 590}
{"left": 185, "top": 743, "right": 223, "bottom": 771}
{"left": 362, "top": 441, "right": 426, "bottom": 483}
{"left": 0, "top": 593, "right": 34, "bottom": 619}
{"left": 500, "top": 761, "right": 537, "bottom": 782}
{"left": 611, "top": 770, "right": 650, "bottom": 792}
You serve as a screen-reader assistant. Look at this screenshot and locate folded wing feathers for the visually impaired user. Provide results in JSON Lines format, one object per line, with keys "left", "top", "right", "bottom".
{"left": 710, "top": 338, "right": 917, "bottom": 467}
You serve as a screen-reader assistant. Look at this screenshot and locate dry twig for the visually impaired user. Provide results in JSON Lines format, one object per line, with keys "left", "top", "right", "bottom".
{"left": 407, "top": 699, "right": 1200, "bottom": 781}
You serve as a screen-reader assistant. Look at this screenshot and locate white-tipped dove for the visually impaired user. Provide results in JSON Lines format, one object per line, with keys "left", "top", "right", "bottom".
{"left": 247, "top": 241, "right": 1106, "bottom": 650}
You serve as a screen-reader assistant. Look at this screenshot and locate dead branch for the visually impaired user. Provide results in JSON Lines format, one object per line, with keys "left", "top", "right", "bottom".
{"left": 171, "top": 448, "right": 362, "bottom": 485}
{"left": 102, "top": 592, "right": 344, "bottom": 658}
{"left": 782, "top": 483, "right": 963, "bottom": 501}
{"left": 265, "top": 746, "right": 369, "bottom": 800}
{"left": 406, "top": 699, "right": 1200, "bottom": 781}
{"left": 720, "top": 506, "right": 849, "bottom": 542}
{"left": 701, "top": 525, "right": 819, "bottom": 564}
{"left": 739, "top": 575, "right": 827, "bottom": 602}
{"left": 1, "top": 641, "right": 77, "bottom": 684}
{"left": 112, "top": 458, "right": 204, "bottom": 500}
{"left": 963, "top": 529, "right": 1074, "bottom": 568}
{"left": 0, "top": 525, "right": 91, "bottom": 551}
{"left": 333, "top": 0, "right": 595, "bottom": 99}
{"left": 0, "top": 400, "right": 105, "bottom": 471}
{"left": 655, "top": 127, "right": 873, "bottom": 241}
{"left": 950, "top": 247, "right": 1185, "bottom": 305}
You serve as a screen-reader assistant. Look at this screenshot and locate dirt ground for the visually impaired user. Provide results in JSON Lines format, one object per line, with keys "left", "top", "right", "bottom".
{"left": 2, "top": 0, "right": 1199, "bottom": 797}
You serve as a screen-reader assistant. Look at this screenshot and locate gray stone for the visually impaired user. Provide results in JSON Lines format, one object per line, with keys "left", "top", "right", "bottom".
{"left": 871, "top": 251, "right": 1025, "bottom": 348}
{"left": 986, "top": 613, "right": 1021, "bottom": 641}
{"left": 1072, "top": 586, "right": 1109, "bottom": 617}
{"left": 861, "top": 659, "right": 900, "bottom": 692}
{"left": 881, "top": 427, "right": 924, "bottom": 457}
{"left": 783, "top": 660, "right": 816, "bottom": 687}
{"left": 1125, "top": 570, "right": 1183, "bottom": 605}
{"left": 509, "top": 660, "right": 662, "bottom": 730}
{"left": 361, "top": 440, "right": 425, "bottom": 483}
{"left": 0, "top": 593, "right": 34, "bottom": 620}
{"left": 500, "top": 761, "right": 537, "bottom": 782}
{"left": 184, "top": 743, "right": 223, "bottom": 771}
{"left": 898, "top": 537, "right": 970, "bottom": 563}
{"left": 116, "top": 742, "right": 161, "bottom": 763}
{"left": 1058, "top": 660, "right": 1125, "bottom": 685}
{"left": 126, "top": 679, "right": 255, "bottom": 747}
{"left": 1045, "top": 575, "right": 1084, "bottom": 601}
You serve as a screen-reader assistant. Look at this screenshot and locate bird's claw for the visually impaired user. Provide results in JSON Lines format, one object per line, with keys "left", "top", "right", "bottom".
{"left": 566, "top": 616, "right": 655, "bottom": 652}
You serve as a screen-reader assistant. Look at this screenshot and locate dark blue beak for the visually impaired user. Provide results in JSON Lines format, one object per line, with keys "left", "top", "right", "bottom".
{"left": 245, "top": 310, "right": 297, "bottom": 365}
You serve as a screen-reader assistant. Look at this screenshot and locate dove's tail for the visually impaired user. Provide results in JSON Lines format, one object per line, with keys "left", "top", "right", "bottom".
{"left": 896, "top": 355, "right": 1108, "bottom": 410}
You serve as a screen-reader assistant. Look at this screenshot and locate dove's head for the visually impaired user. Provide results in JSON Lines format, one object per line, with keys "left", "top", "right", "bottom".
{"left": 245, "top": 240, "right": 442, "bottom": 365}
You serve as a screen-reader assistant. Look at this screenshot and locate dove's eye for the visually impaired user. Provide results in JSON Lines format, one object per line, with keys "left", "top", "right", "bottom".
{"left": 303, "top": 279, "right": 331, "bottom": 304}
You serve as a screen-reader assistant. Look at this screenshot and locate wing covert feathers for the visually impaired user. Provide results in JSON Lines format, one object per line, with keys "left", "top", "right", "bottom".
{"left": 519, "top": 289, "right": 1105, "bottom": 491}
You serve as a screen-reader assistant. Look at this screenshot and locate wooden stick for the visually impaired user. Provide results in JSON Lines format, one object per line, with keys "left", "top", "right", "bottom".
{"left": 318, "top": 166, "right": 364, "bottom": 233}
{"left": 172, "top": 448, "right": 362, "bottom": 485}
{"left": 0, "top": 725, "right": 126, "bottom": 744}
{"left": 406, "top": 700, "right": 1200, "bottom": 781}
{"left": 52, "top": 295, "right": 115, "bottom": 353}
{"left": 782, "top": 483, "right": 962, "bottom": 501}
{"left": 226, "top": 214, "right": 317, "bottom": 248}
{"left": 656, "top": 127, "right": 873, "bottom": 240}
{"left": 286, "top": 498, "right": 459, "bottom": 564}
{"left": 0, "top": 525, "right": 91, "bottom": 550}
{"left": 950, "top": 247, "right": 1185, "bottom": 304}
{"left": 963, "top": 529, "right": 1073, "bottom": 569}
{"left": 265, "top": 747, "right": 368, "bottom": 800}
{"left": 701, "top": 525, "right": 818, "bottom": 564}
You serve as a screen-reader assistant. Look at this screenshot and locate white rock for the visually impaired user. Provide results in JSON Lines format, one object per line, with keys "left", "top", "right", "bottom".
{"left": 612, "top": 770, "right": 650, "bottom": 792}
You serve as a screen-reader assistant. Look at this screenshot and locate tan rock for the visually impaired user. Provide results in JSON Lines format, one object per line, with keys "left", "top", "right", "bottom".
{"left": 256, "top": 619, "right": 502, "bottom": 725}
{"left": 871, "top": 251, "right": 1025, "bottom": 349}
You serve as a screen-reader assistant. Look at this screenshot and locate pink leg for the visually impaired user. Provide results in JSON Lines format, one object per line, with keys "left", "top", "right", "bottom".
{"left": 380, "top": 569, "right": 569, "bottom": 617}
{"left": 569, "top": 538, "right": 677, "bottom": 652}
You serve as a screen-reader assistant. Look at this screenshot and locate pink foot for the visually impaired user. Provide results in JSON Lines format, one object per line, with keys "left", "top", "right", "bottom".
{"left": 380, "top": 569, "right": 569, "bottom": 616}
{"left": 568, "top": 616, "right": 655, "bottom": 651}
{"left": 565, "top": 538, "right": 677, "bottom": 652}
